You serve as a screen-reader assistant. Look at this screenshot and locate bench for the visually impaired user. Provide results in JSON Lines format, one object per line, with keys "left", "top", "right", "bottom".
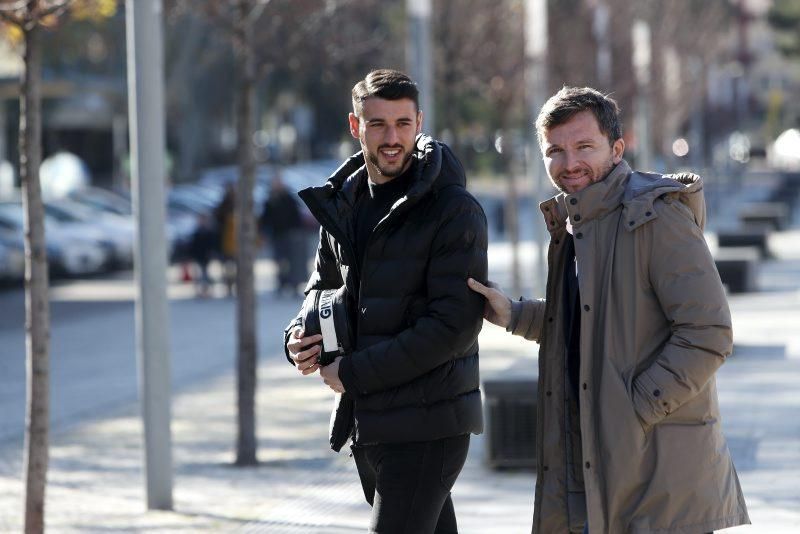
{"left": 483, "top": 360, "right": 538, "bottom": 470}
{"left": 716, "top": 229, "right": 770, "bottom": 259}
{"left": 714, "top": 247, "right": 759, "bottom": 294}
{"left": 738, "top": 202, "right": 790, "bottom": 231}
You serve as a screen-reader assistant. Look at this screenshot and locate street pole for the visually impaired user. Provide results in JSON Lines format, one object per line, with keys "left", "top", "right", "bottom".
{"left": 525, "top": 0, "right": 548, "bottom": 295}
{"left": 112, "top": 115, "right": 128, "bottom": 190}
{"left": 125, "top": 0, "right": 173, "bottom": 510}
{"left": 0, "top": 103, "right": 6, "bottom": 166}
{"left": 632, "top": 19, "right": 653, "bottom": 172}
{"left": 406, "top": 0, "right": 434, "bottom": 135}
{"left": 592, "top": 0, "right": 612, "bottom": 88}
{"left": 687, "top": 56, "right": 706, "bottom": 171}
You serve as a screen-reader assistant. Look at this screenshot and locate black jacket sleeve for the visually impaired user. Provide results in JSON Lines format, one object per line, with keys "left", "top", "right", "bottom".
{"left": 282, "top": 227, "right": 343, "bottom": 364}
{"left": 338, "top": 193, "right": 488, "bottom": 395}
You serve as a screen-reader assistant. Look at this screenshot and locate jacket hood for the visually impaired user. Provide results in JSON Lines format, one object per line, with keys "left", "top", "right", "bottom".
{"left": 623, "top": 169, "right": 706, "bottom": 231}
{"left": 538, "top": 160, "right": 707, "bottom": 233}
{"left": 313, "top": 133, "right": 464, "bottom": 206}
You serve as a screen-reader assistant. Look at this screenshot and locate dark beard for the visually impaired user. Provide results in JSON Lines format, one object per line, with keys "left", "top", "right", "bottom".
{"left": 367, "top": 149, "right": 413, "bottom": 178}
{"left": 552, "top": 157, "right": 616, "bottom": 193}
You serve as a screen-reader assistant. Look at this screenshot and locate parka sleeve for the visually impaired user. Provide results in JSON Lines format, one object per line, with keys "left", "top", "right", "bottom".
{"left": 337, "top": 195, "right": 488, "bottom": 396}
{"left": 631, "top": 197, "right": 732, "bottom": 429}
{"left": 282, "top": 226, "right": 343, "bottom": 365}
{"left": 507, "top": 298, "right": 547, "bottom": 341}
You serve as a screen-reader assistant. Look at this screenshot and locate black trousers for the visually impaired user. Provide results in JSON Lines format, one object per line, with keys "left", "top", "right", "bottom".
{"left": 351, "top": 434, "right": 471, "bottom": 534}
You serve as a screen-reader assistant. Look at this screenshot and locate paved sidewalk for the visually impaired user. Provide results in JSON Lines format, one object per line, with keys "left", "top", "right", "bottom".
{"left": 0, "top": 241, "right": 799, "bottom": 532}
{"left": 0, "top": 309, "right": 537, "bottom": 533}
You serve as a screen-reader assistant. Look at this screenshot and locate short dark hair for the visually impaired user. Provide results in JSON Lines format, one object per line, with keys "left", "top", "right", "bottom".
{"left": 351, "top": 69, "right": 419, "bottom": 118}
{"left": 535, "top": 86, "right": 622, "bottom": 147}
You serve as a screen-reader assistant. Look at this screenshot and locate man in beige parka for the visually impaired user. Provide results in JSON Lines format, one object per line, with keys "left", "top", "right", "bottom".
{"left": 468, "top": 87, "right": 749, "bottom": 534}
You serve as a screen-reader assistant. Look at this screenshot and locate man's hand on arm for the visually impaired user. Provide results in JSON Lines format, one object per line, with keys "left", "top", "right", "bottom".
{"left": 286, "top": 327, "right": 323, "bottom": 376}
{"left": 467, "top": 278, "right": 512, "bottom": 329}
{"left": 320, "top": 356, "right": 345, "bottom": 393}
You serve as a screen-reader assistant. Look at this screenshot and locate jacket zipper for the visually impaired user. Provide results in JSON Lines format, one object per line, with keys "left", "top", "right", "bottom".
{"left": 300, "top": 190, "right": 365, "bottom": 340}
{"left": 300, "top": 191, "right": 360, "bottom": 280}
{"left": 302, "top": 185, "right": 415, "bottom": 343}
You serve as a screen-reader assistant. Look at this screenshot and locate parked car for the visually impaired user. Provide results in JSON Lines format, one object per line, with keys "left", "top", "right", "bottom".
{"left": 68, "top": 186, "right": 181, "bottom": 261}
{"left": 0, "top": 202, "right": 111, "bottom": 277}
{"left": 0, "top": 236, "right": 25, "bottom": 283}
{"left": 45, "top": 199, "right": 135, "bottom": 268}
{"left": 68, "top": 186, "right": 132, "bottom": 217}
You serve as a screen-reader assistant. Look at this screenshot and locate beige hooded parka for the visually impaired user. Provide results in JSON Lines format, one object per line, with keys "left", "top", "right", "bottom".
{"left": 510, "top": 161, "right": 749, "bottom": 533}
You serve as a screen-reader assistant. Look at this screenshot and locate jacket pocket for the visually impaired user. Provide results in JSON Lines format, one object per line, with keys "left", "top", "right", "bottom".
{"left": 622, "top": 366, "right": 653, "bottom": 437}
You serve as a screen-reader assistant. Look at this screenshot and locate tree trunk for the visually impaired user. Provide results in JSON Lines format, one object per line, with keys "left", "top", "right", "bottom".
{"left": 503, "top": 145, "right": 521, "bottom": 299}
{"left": 233, "top": 0, "right": 258, "bottom": 466}
{"left": 20, "top": 20, "right": 50, "bottom": 534}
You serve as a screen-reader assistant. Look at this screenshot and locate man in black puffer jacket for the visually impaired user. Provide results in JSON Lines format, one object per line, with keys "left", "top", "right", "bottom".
{"left": 284, "top": 69, "right": 488, "bottom": 533}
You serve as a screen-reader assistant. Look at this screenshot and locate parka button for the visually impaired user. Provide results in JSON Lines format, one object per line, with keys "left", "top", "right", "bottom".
{"left": 573, "top": 214, "right": 581, "bottom": 222}
{"left": 543, "top": 465, "right": 550, "bottom": 471}
{"left": 570, "top": 198, "right": 577, "bottom": 205}
{"left": 653, "top": 389, "right": 661, "bottom": 397}
{"left": 546, "top": 390, "right": 552, "bottom": 397}
{"left": 585, "top": 462, "right": 591, "bottom": 469}
{"left": 629, "top": 221, "right": 635, "bottom": 226}
{"left": 548, "top": 317, "right": 554, "bottom": 323}
{"left": 646, "top": 211, "right": 652, "bottom": 217}
{"left": 583, "top": 305, "right": 590, "bottom": 311}
{"left": 576, "top": 232, "right": 583, "bottom": 239}
{"left": 582, "top": 383, "right": 587, "bottom": 390}
{"left": 554, "top": 240, "right": 560, "bottom": 245}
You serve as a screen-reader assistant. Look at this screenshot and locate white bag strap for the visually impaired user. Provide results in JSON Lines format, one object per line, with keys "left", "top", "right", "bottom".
{"left": 318, "top": 290, "right": 338, "bottom": 353}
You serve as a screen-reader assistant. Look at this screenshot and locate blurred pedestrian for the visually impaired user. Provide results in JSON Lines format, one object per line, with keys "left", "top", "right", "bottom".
{"left": 214, "top": 183, "right": 237, "bottom": 296}
{"left": 284, "top": 69, "right": 488, "bottom": 533}
{"left": 188, "top": 212, "right": 217, "bottom": 297}
{"left": 259, "top": 171, "right": 306, "bottom": 297}
{"left": 468, "top": 87, "right": 750, "bottom": 534}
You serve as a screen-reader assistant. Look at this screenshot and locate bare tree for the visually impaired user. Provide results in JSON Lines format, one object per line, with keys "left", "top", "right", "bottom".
{"left": 185, "top": 0, "right": 263, "bottom": 465}
{"left": 164, "top": 0, "right": 397, "bottom": 465}
{"left": 1, "top": 5, "right": 53, "bottom": 531}
{"left": 435, "top": 0, "right": 526, "bottom": 153}
{"left": 434, "top": 0, "right": 527, "bottom": 290}
{"left": 0, "top": 1, "right": 116, "bottom": 530}
{"left": 231, "top": 0, "right": 259, "bottom": 465}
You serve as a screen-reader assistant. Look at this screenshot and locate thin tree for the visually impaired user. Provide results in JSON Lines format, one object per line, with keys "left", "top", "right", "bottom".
{"left": 167, "top": 0, "right": 389, "bottom": 465}
{"left": 231, "top": 0, "right": 259, "bottom": 465}
{"left": 1, "top": 4, "right": 53, "bottom": 532}
{"left": 0, "top": 1, "right": 115, "bottom": 530}
{"left": 186, "top": 0, "right": 264, "bottom": 465}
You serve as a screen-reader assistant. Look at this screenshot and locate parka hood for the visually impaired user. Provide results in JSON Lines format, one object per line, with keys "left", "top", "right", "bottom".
{"left": 538, "top": 160, "right": 707, "bottom": 233}
{"left": 623, "top": 168, "right": 706, "bottom": 231}
{"left": 312, "top": 133, "right": 464, "bottom": 207}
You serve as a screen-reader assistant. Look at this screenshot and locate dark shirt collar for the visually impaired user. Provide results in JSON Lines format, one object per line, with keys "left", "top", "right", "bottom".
{"left": 366, "top": 159, "right": 417, "bottom": 200}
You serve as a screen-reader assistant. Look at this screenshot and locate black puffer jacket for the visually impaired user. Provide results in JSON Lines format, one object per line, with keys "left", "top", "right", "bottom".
{"left": 285, "top": 134, "right": 488, "bottom": 447}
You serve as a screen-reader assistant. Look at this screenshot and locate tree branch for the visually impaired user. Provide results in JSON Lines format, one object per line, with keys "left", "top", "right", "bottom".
{"left": 0, "top": 9, "right": 24, "bottom": 26}
{"left": 255, "top": 60, "right": 274, "bottom": 81}
{"left": 39, "top": 0, "right": 72, "bottom": 18}
{"left": 246, "top": 0, "right": 270, "bottom": 25}
{"left": 0, "top": 0, "right": 28, "bottom": 13}
{"left": 200, "top": 1, "right": 237, "bottom": 39}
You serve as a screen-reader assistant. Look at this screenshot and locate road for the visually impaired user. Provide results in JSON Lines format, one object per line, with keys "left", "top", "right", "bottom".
{"left": 0, "top": 264, "right": 302, "bottom": 444}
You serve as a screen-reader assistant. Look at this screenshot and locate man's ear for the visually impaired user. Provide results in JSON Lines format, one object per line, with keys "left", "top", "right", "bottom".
{"left": 416, "top": 110, "right": 424, "bottom": 135}
{"left": 612, "top": 138, "right": 625, "bottom": 164}
{"left": 348, "top": 113, "right": 360, "bottom": 140}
